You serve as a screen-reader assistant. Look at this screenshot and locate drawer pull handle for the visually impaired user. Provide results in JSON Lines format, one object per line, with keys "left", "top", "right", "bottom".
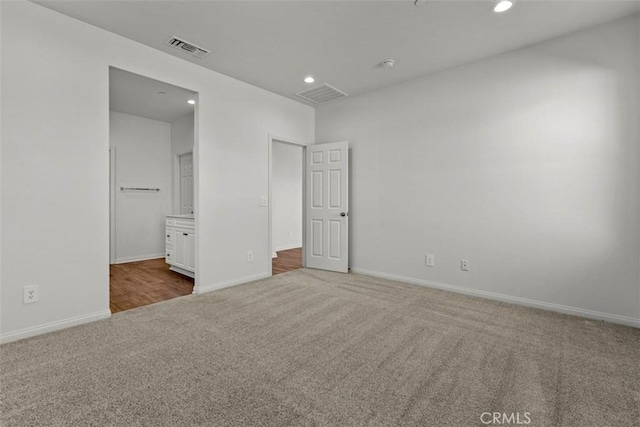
{"left": 183, "top": 233, "right": 188, "bottom": 236}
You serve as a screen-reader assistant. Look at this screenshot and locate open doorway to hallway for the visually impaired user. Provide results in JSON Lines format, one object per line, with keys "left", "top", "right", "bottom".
{"left": 271, "top": 140, "right": 304, "bottom": 275}
{"left": 272, "top": 247, "right": 303, "bottom": 275}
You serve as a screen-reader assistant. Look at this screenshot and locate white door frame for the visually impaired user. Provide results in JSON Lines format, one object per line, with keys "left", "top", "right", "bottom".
{"left": 268, "top": 134, "right": 307, "bottom": 276}
{"left": 109, "top": 147, "right": 117, "bottom": 264}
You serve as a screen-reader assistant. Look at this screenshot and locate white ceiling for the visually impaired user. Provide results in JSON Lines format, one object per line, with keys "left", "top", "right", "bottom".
{"left": 110, "top": 67, "right": 196, "bottom": 122}
{"left": 39, "top": 0, "right": 640, "bottom": 106}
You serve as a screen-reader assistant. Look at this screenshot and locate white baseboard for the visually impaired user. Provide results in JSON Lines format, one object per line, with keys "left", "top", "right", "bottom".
{"left": 194, "top": 272, "right": 270, "bottom": 295}
{"left": 115, "top": 253, "right": 165, "bottom": 264}
{"left": 272, "top": 252, "right": 278, "bottom": 259}
{"left": 351, "top": 268, "right": 640, "bottom": 329}
{"left": 275, "top": 244, "right": 302, "bottom": 252}
{"left": 0, "top": 310, "right": 112, "bottom": 344}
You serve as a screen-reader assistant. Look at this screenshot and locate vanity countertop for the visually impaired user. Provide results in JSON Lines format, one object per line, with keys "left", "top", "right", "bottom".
{"left": 167, "top": 214, "right": 194, "bottom": 219}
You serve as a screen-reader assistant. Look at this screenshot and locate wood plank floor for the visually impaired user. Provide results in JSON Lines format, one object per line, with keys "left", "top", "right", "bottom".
{"left": 272, "top": 247, "right": 303, "bottom": 275}
{"left": 110, "top": 258, "right": 194, "bottom": 313}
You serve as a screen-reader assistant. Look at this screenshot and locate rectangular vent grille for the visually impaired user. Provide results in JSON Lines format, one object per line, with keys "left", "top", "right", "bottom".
{"left": 296, "top": 84, "right": 348, "bottom": 104}
{"left": 166, "top": 36, "right": 209, "bottom": 59}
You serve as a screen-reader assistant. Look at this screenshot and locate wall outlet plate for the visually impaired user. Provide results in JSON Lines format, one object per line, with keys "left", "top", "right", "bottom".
{"left": 247, "top": 250, "right": 254, "bottom": 262}
{"left": 460, "top": 259, "right": 469, "bottom": 271}
{"left": 24, "top": 285, "right": 39, "bottom": 304}
{"left": 426, "top": 254, "right": 435, "bottom": 267}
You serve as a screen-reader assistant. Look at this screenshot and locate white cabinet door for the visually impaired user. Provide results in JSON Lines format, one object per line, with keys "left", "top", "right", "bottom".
{"left": 174, "top": 230, "right": 188, "bottom": 268}
{"left": 186, "top": 232, "right": 195, "bottom": 271}
{"left": 173, "top": 229, "right": 195, "bottom": 272}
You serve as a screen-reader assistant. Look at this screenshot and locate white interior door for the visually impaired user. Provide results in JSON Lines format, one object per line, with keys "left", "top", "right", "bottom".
{"left": 305, "top": 141, "right": 349, "bottom": 273}
{"left": 179, "top": 153, "right": 194, "bottom": 214}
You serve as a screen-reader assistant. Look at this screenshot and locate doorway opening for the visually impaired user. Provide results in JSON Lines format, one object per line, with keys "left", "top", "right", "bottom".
{"left": 269, "top": 137, "right": 305, "bottom": 275}
{"left": 109, "top": 67, "right": 197, "bottom": 313}
{"left": 268, "top": 139, "right": 351, "bottom": 276}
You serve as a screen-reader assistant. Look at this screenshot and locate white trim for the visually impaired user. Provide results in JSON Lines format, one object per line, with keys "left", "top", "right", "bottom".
{"left": 114, "top": 254, "right": 165, "bottom": 264}
{"left": 269, "top": 134, "right": 308, "bottom": 147}
{"left": 191, "top": 95, "right": 199, "bottom": 291}
{"left": 194, "top": 272, "right": 270, "bottom": 295}
{"left": 0, "top": 310, "right": 112, "bottom": 344}
{"left": 272, "top": 252, "right": 278, "bottom": 259}
{"left": 109, "top": 146, "right": 117, "bottom": 264}
{"left": 351, "top": 268, "right": 640, "bottom": 329}
{"left": 274, "top": 243, "right": 303, "bottom": 252}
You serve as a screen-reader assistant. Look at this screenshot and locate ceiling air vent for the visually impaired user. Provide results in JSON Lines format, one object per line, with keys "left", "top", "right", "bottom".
{"left": 166, "top": 36, "right": 209, "bottom": 59}
{"left": 296, "top": 84, "right": 348, "bottom": 104}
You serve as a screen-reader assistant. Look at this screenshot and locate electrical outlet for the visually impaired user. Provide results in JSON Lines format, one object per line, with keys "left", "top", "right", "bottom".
{"left": 460, "top": 259, "right": 469, "bottom": 271}
{"left": 425, "top": 254, "right": 435, "bottom": 267}
{"left": 247, "top": 250, "right": 254, "bottom": 262}
{"left": 259, "top": 195, "right": 268, "bottom": 207}
{"left": 23, "top": 285, "right": 39, "bottom": 304}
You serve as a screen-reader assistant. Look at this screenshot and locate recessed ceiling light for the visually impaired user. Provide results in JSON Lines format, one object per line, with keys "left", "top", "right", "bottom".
{"left": 304, "top": 76, "right": 315, "bottom": 84}
{"left": 414, "top": 0, "right": 428, "bottom": 6}
{"left": 158, "top": 91, "right": 166, "bottom": 95}
{"left": 187, "top": 99, "right": 196, "bottom": 105}
{"left": 493, "top": 0, "right": 514, "bottom": 13}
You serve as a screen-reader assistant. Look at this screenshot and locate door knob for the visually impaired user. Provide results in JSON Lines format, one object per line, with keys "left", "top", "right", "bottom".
{"left": 340, "top": 212, "right": 347, "bottom": 217}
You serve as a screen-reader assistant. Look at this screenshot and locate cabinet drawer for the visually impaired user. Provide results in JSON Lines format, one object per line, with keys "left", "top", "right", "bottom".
{"left": 165, "top": 228, "right": 174, "bottom": 244}
{"left": 166, "top": 245, "right": 174, "bottom": 264}
{"left": 166, "top": 218, "right": 175, "bottom": 226}
{"left": 174, "top": 228, "right": 193, "bottom": 236}
{"left": 174, "top": 219, "right": 194, "bottom": 230}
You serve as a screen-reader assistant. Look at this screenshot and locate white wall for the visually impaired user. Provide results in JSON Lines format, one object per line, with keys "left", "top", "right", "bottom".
{"left": 272, "top": 142, "right": 303, "bottom": 252}
{"left": 110, "top": 111, "right": 172, "bottom": 263}
{"left": 316, "top": 15, "right": 640, "bottom": 327}
{"left": 0, "top": 1, "right": 314, "bottom": 342}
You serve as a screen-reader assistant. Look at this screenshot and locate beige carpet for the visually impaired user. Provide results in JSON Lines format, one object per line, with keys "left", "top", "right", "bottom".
{"left": 1, "top": 269, "right": 639, "bottom": 426}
